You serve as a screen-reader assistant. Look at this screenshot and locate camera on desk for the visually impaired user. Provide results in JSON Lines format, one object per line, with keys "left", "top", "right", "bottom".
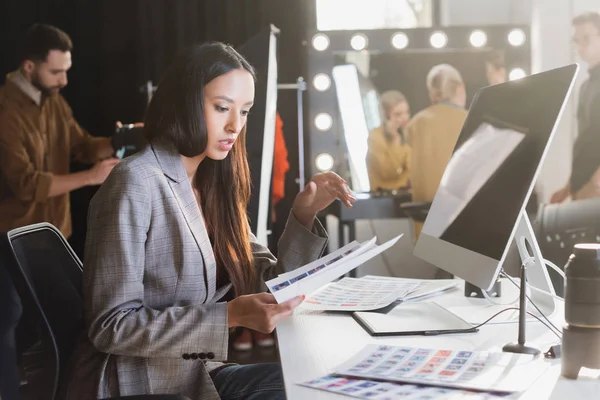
{"left": 112, "top": 123, "right": 146, "bottom": 159}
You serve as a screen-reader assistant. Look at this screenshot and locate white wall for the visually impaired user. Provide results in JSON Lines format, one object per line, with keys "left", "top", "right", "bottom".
{"left": 440, "top": 0, "right": 531, "bottom": 26}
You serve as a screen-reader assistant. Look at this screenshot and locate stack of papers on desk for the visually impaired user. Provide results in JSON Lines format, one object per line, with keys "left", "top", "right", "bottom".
{"left": 296, "top": 270, "right": 459, "bottom": 312}
{"left": 361, "top": 275, "right": 461, "bottom": 302}
{"left": 330, "top": 344, "right": 547, "bottom": 394}
{"left": 266, "top": 235, "right": 403, "bottom": 303}
{"left": 299, "top": 375, "right": 514, "bottom": 399}
{"left": 301, "top": 277, "right": 419, "bottom": 311}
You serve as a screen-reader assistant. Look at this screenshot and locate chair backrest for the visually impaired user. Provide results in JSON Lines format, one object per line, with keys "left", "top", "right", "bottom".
{"left": 0, "top": 259, "right": 22, "bottom": 400}
{"left": 1, "top": 223, "right": 84, "bottom": 400}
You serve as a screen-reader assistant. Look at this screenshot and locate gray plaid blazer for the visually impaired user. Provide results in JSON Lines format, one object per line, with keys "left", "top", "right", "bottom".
{"left": 63, "top": 140, "right": 328, "bottom": 399}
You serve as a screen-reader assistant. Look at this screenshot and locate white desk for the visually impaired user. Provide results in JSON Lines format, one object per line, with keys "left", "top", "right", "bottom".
{"left": 276, "top": 279, "right": 600, "bottom": 399}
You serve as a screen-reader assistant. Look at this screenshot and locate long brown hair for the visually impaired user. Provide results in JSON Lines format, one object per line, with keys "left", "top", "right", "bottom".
{"left": 144, "top": 42, "right": 256, "bottom": 295}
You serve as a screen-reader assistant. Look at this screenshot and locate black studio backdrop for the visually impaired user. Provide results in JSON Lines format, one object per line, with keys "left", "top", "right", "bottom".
{"left": 0, "top": 0, "right": 315, "bottom": 257}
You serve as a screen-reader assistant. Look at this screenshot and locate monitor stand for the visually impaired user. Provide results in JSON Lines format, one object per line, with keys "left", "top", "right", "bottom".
{"left": 502, "top": 211, "right": 557, "bottom": 356}
{"left": 513, "top": 210, "right": 557, "bottom": 316}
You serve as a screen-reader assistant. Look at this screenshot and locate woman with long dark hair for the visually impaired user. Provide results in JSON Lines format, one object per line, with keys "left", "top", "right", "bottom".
{"left": 63, "top": 42, "right": 354, "bottom": 399}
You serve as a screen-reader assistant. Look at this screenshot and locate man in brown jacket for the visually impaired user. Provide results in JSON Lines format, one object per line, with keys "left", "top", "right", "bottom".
{"left": 0, "top": 24, "right": 119, "bottom": 238}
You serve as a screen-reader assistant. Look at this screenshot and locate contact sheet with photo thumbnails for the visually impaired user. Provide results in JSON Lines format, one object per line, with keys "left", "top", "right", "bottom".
{"left": 266, "top": 235, "right": 403, "bottom": 303}
{"left": 299, "top": 344, "right": 549, "bottom": 399}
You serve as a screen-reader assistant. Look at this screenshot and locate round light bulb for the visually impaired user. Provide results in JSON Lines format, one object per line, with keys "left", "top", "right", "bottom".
{"left": 509, "top": 68, "right": 526, "bottom": 81}
{"left": 312, "top": 34, "right": 330, "bottom": 51}
{"left": 312, "top": 73, "right": 331, "bottom": 92}
{"left": 508, "top": 29, "right": 526, "bottom": 46}
{"left": 470, "top": 30, "right": 487, "bottom": 47}
{"left": 391, "top": 32, "right": 409, "bottom": 49}
{"left": 430, "top": 31, "right": 448, "bottom": 49}
{"left": 314, "top": 113, "right": 333, "bottom": 131}
{"left": 350, "top": 34, "right": 368, "bottom": 51}
{"left": 315, "top": 153, "right": 335, "bottom": 172}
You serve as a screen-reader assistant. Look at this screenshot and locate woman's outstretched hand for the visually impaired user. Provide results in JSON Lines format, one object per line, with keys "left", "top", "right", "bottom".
{"left": 227, "top": 293, "right": 305, "bottom": 333}
{"left": 291, "top": 172, "right": 356, "bottom": 229}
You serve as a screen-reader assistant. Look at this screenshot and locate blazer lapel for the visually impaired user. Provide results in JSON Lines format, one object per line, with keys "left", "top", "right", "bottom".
{"left": 151, "top": 140, "right": 217, "bottom": 302}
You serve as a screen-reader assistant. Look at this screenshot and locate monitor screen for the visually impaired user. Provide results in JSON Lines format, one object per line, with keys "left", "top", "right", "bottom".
{"left": 414, "top": 64, "right": 578, "bottom": 290}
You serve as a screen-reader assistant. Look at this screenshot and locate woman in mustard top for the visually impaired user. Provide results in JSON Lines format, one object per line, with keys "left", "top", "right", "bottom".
{"left": 366, "top": 90, "right": 412, "bottom": 191}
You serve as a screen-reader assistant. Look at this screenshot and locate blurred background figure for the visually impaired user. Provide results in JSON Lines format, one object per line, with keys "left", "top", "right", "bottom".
{"left": 366, "top": 90, "right": 412, "bottom": 191}
{"left": 0, "top": 24, "right": 119, "bottom": 240}
{"left": 551, "top": 11, "right": 600, "bottom": 204}
{"left": 406, "top": 64, "right": 467, "bottom": 240}
{"left": 485, "top": 50, "right": 507, "bottom": 86}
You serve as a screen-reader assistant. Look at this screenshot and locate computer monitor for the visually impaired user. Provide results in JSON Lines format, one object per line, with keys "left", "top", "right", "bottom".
{"left": 414, "top": 64, "right": 579, "bottom": 302}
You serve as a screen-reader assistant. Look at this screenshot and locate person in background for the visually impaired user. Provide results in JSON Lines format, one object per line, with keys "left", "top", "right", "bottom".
{"left": 485, "top": 50, "right": 507, "bottom": 86}
{"left": 0, "top": 23, "right": 119, "bottom": 238}
{"left": 63, "top": 42, "right": 355, "bottom": 400}
{"left": 405, "top": 64, "right": 468, "bottom": 241}
{"left": 232, "top": 112, "right": 289, "bottom": 351}
{"left": 551, "top": 11, "right": 600, "bottom": 203}
{"left": 366, "top": 90, "right": 412, "bottom": 191}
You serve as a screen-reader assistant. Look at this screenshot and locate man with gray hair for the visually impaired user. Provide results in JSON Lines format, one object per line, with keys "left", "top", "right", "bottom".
{"left": 405, "top": 64, "right": 467, "bottom": 242}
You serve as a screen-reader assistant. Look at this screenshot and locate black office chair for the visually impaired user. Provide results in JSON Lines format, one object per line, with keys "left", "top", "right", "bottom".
{"left": 0, "top": 260, "right": 22, "bottom": 400}
{"left": 0, "top": 223, "right": 189, "bottom": 400}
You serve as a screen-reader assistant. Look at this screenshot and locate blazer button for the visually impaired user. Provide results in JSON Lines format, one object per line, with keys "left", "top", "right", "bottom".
{"left": 199, "top": 352, "right": 207, "bottom": 360}
{"left": 182, "top": 353, "right": 191, "bottom": 360}
{"left": 190, "top": 353, "right": 199, "bottom": 360}
{"left": 207, "top": 352, "right": 215, "bottom": 359}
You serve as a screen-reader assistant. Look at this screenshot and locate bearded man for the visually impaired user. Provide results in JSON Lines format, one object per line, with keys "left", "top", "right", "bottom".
{"left": 0, "top": 23, "right": 119, "bottom": 237}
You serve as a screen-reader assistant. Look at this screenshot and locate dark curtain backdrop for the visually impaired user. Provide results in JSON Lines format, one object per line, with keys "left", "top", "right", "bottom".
{"left": 0, "top": 0, "right": 315, "bottom": 257}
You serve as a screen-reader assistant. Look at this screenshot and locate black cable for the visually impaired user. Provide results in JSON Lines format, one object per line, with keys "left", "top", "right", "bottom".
{"left": 424, "top": 306, "right": 562, "bottom": 340}
{"left": 368, "top": 220, "right": 398, "bottom": 278}
{"left": 471, "top": 307, "right": 562, "bottom": 341}
{"left": 500, "top": 271, "right": 562, "bottom": 339}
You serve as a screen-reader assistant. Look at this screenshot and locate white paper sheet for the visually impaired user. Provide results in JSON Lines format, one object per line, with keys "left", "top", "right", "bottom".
{"left": 299, "top": 375, "right": 515, "bottom": 399}
{"left": 334, "top": 344, "right": 548, "bottom": 393}
{"left": 360, "top": 276, "right": 461, "bottom": 302}
{"left": 276, "top": 239, "right": 369, "bottom": 281}
{"left": 266, "top": 235, "right": 403, "bottom": 303}
{"left": 302, "top": 277, "right": 419, "bottom": 311}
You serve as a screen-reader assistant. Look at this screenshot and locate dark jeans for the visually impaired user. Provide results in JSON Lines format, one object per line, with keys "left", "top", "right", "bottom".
{"left": 210, "top": 362, "right": 286, "bottom": 400}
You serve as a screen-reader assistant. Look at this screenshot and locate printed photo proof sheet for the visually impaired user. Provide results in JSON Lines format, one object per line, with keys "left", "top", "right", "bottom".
{"left": 266, "top": 235, "right": 403, "bottom": 303}
{"left": 302, "top": 277, "right": 419, "bottom": 311}
{"left": 299, "top": 375, "right": 514, "bottom": 400}
{"left": 333, "top": 344, "right": 548, "bottom": 394}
